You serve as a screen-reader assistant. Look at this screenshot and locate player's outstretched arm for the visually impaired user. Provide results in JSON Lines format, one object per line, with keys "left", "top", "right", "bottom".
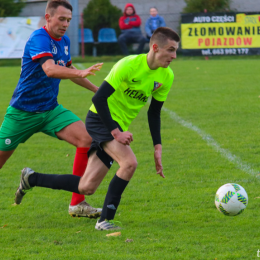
{"left": 68, "top": 65, "right": 99, "bottom": 93}
{"left": 42, "top": 59, "right": 102, "bottom": 79}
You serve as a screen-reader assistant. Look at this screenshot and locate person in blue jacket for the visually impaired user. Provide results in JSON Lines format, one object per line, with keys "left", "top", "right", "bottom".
{"left": 145, "top": 7, "right": 166, "bottom": 40}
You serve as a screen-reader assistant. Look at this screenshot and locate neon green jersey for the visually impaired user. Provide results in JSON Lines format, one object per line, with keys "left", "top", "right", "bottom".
{"left": 89, "top": 54, "right": 174, "bottom": 131}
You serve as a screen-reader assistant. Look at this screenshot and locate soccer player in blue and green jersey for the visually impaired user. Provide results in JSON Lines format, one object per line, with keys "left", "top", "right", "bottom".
{"left": 15, "top": 27, "right": 180, "bottom": 231}
{"left": 0, "top": 0, "right": 102, "bottom": 218}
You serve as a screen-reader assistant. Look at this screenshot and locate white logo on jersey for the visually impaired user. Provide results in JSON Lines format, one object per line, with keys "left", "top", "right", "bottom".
{"left": 64, "top": 46, "right": 68, "bottom": 55}
{"left": 5, "top": 139, "right": 11, "bottom": 145}
{"left": 52, "top": 46, "right": 57, "bottom": 54}
{"left": 50, "top": 40, "right": 57, "bottom": 54}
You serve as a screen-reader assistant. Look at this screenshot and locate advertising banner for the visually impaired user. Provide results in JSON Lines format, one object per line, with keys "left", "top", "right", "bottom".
{"left": 181, "top": 12, "right": 260, "bottom": 56}
{"left": 0, "top": 17, "right": 45, "bottom": 59}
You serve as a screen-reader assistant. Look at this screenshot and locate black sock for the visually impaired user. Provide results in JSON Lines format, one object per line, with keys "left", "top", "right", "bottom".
{"left": 99, "top": 174, "right": 129, "bottom": 222}
{"left": 28, "top": 172, "right": 80, "bottom": 194}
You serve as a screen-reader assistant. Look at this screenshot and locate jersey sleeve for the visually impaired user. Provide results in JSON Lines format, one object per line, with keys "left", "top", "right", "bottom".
{"left": 29, "top": 33, "right": 53, "bottom": 61}
{"left": 66, "top": 52, "right": 72, "bottom": 67}
{"left": 105, "top": 58, "right": 130, "bottom": 90}
{"left": 64, "top": 36, "right": 72, "bottom": 67}
{"left": 152, "top": 72, "right": 174, "bottom": 102}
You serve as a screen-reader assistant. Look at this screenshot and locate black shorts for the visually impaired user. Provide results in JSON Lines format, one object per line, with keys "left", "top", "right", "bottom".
{"left": 85, "top": 110, "right": 123, "bottom": 169}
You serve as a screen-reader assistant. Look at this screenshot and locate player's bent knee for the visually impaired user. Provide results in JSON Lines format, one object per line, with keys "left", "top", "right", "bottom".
{"left": 122, "top": 158, "right": 138, "bottom": 174}
{"left": 131, "top": 159, "right": 138, "bottom": 171}
{"left": 85, "top": 189, "right": 95, "bottom": 196}
{"left": 81, "top": 188, "right": 96, "bottom": 196}
{"left": 77, "top": 134, "right": 92, "bottom": 147}
{"left": 78, "top": 184, "right": 96, "bottom": 195}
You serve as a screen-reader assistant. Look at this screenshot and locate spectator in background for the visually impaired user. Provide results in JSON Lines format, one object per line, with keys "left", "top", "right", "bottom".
{"left": 145, "top": 7, "right": 166, "bottom": 40}
{"left": 118, "top": 3, "right": 146, "bottom": 55}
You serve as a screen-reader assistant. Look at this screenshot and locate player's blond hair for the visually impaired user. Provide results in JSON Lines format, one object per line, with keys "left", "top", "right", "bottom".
{"left": 45, "top": 0, "right": 73, "bottom": 16}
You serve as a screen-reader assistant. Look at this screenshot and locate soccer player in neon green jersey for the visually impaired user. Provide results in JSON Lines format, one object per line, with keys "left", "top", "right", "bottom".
{"left": 15, "top": 27, "right": 180, "bottom": 230}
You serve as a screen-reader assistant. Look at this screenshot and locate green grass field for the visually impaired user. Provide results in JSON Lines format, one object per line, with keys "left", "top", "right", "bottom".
{"left": 1, "top": 58, "right": 260, "bottom": 259}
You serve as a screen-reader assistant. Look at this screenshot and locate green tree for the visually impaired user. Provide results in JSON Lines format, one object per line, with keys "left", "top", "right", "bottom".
{"left": 0, "top": 0, "right": 25, "bottom": 17}
{"left": 183, "top": 0, "right": 231, "bottom": 13}
{"left": 82, "top": 0, "right": 122, "bottom": 55}
{"left": 83, "top": 0, "right": 122, "bottom": 39}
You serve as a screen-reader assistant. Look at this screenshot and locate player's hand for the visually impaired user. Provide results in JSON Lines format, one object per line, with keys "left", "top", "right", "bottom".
{"left": 154, "top": 144, "right": 165, "bottom": 178}
{"left": 111, "top": 128, "right": 133, "bottom": 145}
{"left": 80, "top": 63, "right": 103, "bottom": 78}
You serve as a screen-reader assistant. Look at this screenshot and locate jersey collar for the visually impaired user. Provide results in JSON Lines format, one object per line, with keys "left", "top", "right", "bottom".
{"left": 144, "top": 54, "right": 155, "bottom": 73}
{"left": 43, "top": 26, "right": 62, "bottom": 41}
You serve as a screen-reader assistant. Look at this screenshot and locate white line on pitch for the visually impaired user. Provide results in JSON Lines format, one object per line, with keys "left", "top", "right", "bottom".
{"left": 163, "top": 107, "right": 259, "bottom": 176}
{"left": 75, "top": 63, "right": 109, "bottom": 74}
{"left": 75, "top": 63, "right": 85, "bottom": 70}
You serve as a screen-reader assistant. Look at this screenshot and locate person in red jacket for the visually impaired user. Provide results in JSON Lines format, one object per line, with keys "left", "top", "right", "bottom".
{"left": 118, "top": 3, "right": 146, "bottom": 55}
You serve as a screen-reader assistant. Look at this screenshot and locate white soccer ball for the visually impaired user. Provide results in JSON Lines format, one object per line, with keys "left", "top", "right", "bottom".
{"left": 215, "top": 183, "right": 248, "bottom": 216}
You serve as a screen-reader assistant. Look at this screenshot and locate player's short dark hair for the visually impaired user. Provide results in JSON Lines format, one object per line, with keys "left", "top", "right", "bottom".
{"left": 150, "top": 27, "right": 180, "bottom": 47}
{"left": 46, "top": 0, "right": 73, "bottom": 16}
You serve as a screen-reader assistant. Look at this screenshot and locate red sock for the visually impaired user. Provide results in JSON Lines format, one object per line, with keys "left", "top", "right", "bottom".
{"left": 70, "top": 147, "right": 89, "bottom": 206}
